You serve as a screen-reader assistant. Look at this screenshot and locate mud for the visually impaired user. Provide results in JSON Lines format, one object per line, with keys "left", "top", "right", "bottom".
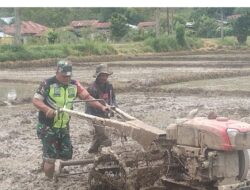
{"left": 1, "top": 51, "right": 250, "bottom": 190}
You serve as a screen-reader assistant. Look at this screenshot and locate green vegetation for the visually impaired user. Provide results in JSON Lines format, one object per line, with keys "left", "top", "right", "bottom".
{"left": 144, "top": 35, "right": 202, "bottom": 52}
{"left": 233, "top": 14, "right": 250, "bottom": 44}
{"left": 47, "top": 31, "right": 58, "bottom": 44}
{"left": 0, "top": 7, "right": 249, "bottom": 62}
{"left": 0, "top": 8, "right": 153, "bottom": 28}
{"left": 145, "top": 35, "right": 179, "bottom": 52}
{"left": 112, "top": 42, "right": 153, "bottom": 54}
{"left": 216, "top": 37, "right": 239, "bottom": 47}
{"left": 175, "top": 23, "right": 186, "bottom": 47}
{"left": 215, "top": 36, "right": 250, "bottom": 48}
{"left": 0, "top": 41, "right": 116, "bottom": 62}
{"left": 0, "top": 36, "right": 203, "bottom": 62}
{"left": 110, "top": 13, "right": 129, "bottom": 41}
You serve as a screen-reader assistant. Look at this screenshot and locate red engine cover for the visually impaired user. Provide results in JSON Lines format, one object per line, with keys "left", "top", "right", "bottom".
{"left": 181, "top": 117, "right": 250, "bottom": 151}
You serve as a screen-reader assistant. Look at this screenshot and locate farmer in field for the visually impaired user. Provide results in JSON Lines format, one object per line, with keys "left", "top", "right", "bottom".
{"left": 86, "top": 63, "right": 117, "bottom": 153}
{"left": 32, "top": 60, "right": 110, "bottom": 179}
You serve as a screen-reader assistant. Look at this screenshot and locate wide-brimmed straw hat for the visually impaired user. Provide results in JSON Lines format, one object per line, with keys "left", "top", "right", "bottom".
{"left": 93, "top": 63, "right": 113, "bottom": 78}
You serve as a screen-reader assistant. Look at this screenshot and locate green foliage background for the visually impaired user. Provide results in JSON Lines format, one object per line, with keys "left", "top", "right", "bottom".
{"left": 0, "top": 7, "right": 249, "bottom": 62}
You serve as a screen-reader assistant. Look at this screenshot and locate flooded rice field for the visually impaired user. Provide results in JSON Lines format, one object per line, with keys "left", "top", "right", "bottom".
{"left": 160, "top": 76, "right": 250, "bottom": 92}
{"left": 1, "top": 51, "right": 250, "bottom": 189}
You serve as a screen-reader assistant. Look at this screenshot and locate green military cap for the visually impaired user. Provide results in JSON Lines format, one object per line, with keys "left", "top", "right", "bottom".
{"left": 57, "top": 60, "right": 72, "bottom": 76}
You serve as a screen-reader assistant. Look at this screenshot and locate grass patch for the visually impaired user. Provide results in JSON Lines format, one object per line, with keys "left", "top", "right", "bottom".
{"left": 144, "top": 35, "right": 202, "bottom": 52}
{"left": 112, "top": 42, "right": 153, "bottom": 54}
{"left": 0, "top": 41, "right": 116, "bottom": 62}
{"left": 214, "top": 36, "right": 250, "bottom": 48}
{"left": 216, "top": 36, "right": 239, "bottom": 47}
{"left": 72, "top": 40, "right": 117, "bottom": 56}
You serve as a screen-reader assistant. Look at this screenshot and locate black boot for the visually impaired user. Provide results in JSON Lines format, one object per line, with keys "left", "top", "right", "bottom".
{"left": 88, "top": 138, "right": 100, "bottom": 154}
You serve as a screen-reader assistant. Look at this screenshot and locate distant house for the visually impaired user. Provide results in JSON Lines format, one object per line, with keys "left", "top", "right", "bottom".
{"left": 94, "top": 22, "right": 111, "bottom": 29}
{"left": 70, "top": 20, "right": 99, "bottom": 29}
{"left": 70, "top": 20, "right": 112, "bottom": 40}
{"left": 137, "top": 21, "right": 156, "bottom": 30}
{"left": 3, "top": 21, "right": 48, "bottom": 43}
{"left": 0, "top": 17, "right": 14, "bottom": 44}
{"left": 92, "top": 22, "right": 111, "bottom": 40}
{"left": 3, "top": 21, "right": 48, "bottom": 36}
{"left": 0, "top": 17, "right": 14, "bottom": 31}
{"left": 185, "top": 22, "right": 194, "bottom": 29}
{"left": 93, "top": 22, "right": 111, "bottom": 32}
{"left": 127, "top": 24, "right": 138, "bottom": 29}
{"left": 215, "top": 20, "right": 229, "bottom": 26}
{"left": 226, "top": 14, "right": 241, "bottom": 21}
{"left": 0, "top": 32, "right": 13, "bottom": 44}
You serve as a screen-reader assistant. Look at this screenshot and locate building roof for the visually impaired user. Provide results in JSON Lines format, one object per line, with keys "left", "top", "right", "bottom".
{"left": 3, "top": 21, "right": 48, "bottom": 36}
{"left": 0, "top": 32, "right": 12, "bottom": 38}
{"left": 137, "top": 21, "right": 156, "bottom": 28}
{"left": 70, "top": 20, "right": 99, "bottom": 28}
{"left": 127, "top": 24, "right": 138, "bottom": 29}
{"left": 226, "top": 14, "right": 241, "bottom": 20}
{"left": 93, "top": 22, "right": 111, "bottom": 29}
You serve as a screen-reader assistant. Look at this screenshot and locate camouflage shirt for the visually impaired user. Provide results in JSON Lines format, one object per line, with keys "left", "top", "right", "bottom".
{"left": 34, "top": 76, "right": 89, "bottom": 127}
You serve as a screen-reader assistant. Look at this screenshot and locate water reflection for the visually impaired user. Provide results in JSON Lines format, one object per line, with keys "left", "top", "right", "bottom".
{"left": 0, "top": 82, "right": 36, "bottom": 101}
{"left": 7, "top": 89, "right": 17, "bottom": 101}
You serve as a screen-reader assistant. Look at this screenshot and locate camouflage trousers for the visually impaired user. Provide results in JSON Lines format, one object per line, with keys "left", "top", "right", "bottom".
{"left": 36, "top": 123, "right": 73, "bottom": 161}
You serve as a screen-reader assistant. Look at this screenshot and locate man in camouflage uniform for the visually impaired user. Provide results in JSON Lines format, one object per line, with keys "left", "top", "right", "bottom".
{"left": 86, "top": 63, "right": 117, "bottom": 153}
{"left": 32, "top": 60, "right": 110, "bottom": 178}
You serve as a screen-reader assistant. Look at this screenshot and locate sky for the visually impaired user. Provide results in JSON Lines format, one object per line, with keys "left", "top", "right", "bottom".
{"left": 1, "top": 0, "right": 250, "bottom": 8}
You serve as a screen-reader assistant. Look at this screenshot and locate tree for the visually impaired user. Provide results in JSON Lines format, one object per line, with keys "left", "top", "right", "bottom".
{"left": 175, "top": 22, "right": 186, "bottom": 47}
{"left": 233, "top": 14, "right": 250, "bottom": 44}
{"left": 0, "top": 8, "right": 14, "bottom": 17}
{"left": 155, "top": 8, "right": 160, "bottom": 37}
{"left": 195, "top": 15, "right": 218, "bottom": 38}
{"left": 190, "top": 8, "right": 234, "bottom": 21}
{"left": 124, "top": 8, "right": 147, "bottom": 25}
{"left": 98, "top": 8, "right": 126, "bottom": 22}
{"left": 21, "top": 8, "right": 71, "bottom": 28}
{"left": 220, "top": 8, "right": 224, "bottom": 39}
{"left": 47, "top": 31, "right": 58, "bottom": 44}
{"left": 234, "top": 8, "right": 250, "bottom": 15}
{"left": 110, "top": 13, "right": 129, "bottom": 41}
{"left": 14, "top": 8, "right": 21, "bottom": 45}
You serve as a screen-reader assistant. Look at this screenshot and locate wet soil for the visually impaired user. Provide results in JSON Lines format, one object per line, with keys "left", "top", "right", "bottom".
{"left": 1, "top": 51, "right": 250, "bottom": 189}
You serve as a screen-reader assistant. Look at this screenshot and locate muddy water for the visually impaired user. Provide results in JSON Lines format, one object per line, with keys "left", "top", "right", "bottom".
{"left": 0, "top": 82, "right": 36, "bottom": 101}
{"left": 1, "top": 92, "right": 250, "bottom": 190}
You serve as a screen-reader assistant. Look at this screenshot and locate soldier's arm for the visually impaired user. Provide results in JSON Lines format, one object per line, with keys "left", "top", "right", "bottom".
{"left": 32, "top": 81, "right": 56, "bottom": 118}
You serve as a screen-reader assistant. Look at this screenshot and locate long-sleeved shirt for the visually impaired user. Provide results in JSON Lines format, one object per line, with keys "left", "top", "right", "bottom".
{"left": 85, "top": 81, "right": 117, "bottom": 118}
